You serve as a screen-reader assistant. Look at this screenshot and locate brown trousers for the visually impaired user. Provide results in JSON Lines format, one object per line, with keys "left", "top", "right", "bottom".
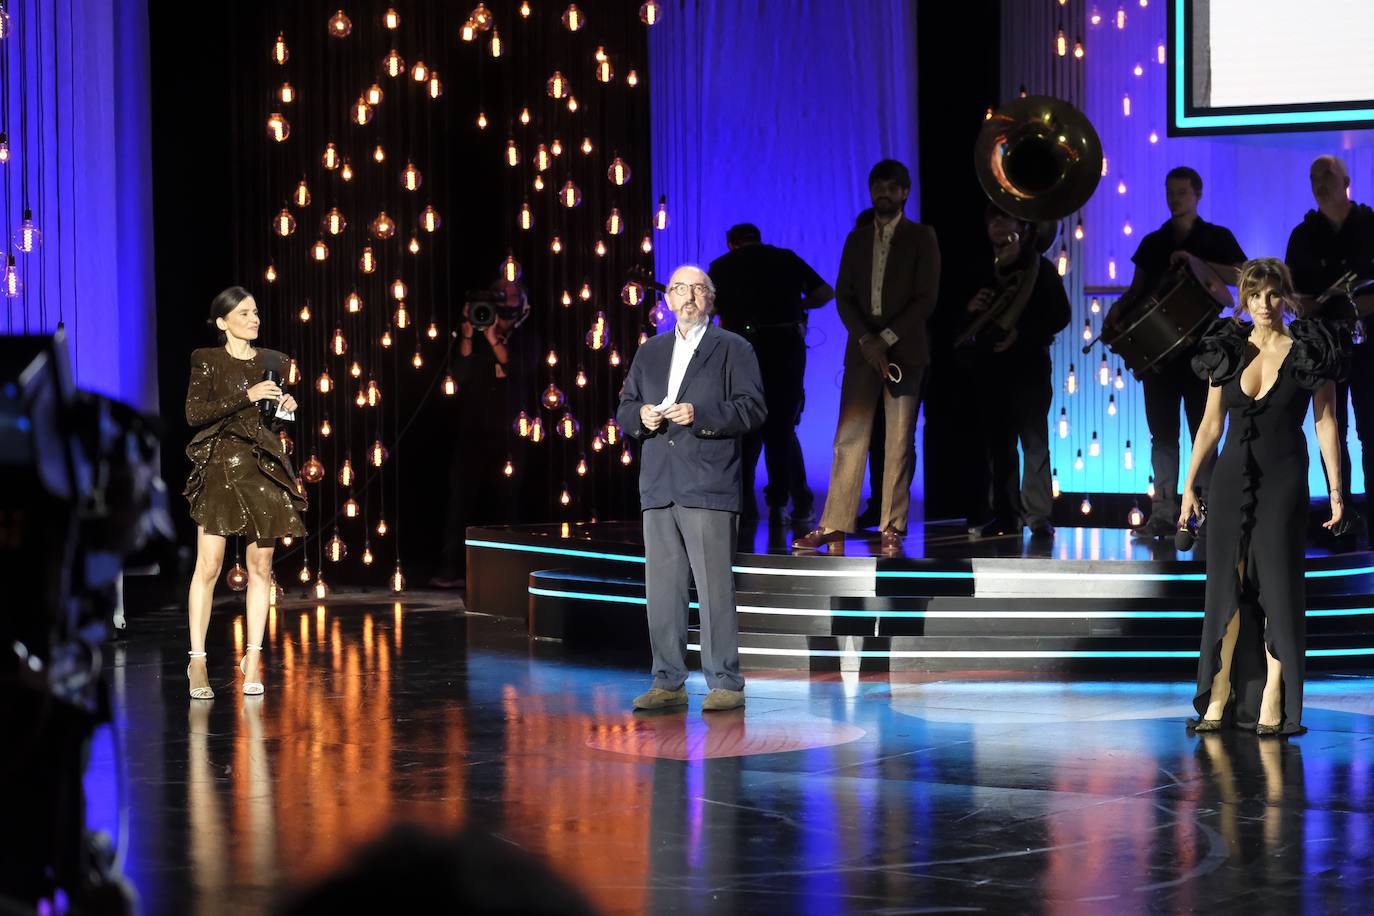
{"left": 819, "top": 364, "right": 923, "bottom": 533}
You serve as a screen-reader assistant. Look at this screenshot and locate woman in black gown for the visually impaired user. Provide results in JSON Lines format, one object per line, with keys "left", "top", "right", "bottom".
{"left": 1181, "top": 258, "right": 1346, "bottom": 736}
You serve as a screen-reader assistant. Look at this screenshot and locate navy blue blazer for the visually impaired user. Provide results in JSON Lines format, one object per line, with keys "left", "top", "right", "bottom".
{"left": 616, "top": 324, "right": 767, "bottom": 513}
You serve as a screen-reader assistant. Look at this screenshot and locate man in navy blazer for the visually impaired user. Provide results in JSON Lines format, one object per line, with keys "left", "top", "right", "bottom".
{"left": 616, "top": 264, "right": 767, "bottom": 712}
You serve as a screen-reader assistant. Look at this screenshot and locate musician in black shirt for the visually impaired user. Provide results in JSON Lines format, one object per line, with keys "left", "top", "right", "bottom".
{"left": 709, "top": 224, "right": 834, "bottom": 525}
{"left": 1104, "top": 166, "right": 1246, "bottom": 538}
{"left": 963, "top": 207, "right": 1072, "bottom": 539}
{"left": 1285, "top": 154, "right": 1374, "bottom": 535}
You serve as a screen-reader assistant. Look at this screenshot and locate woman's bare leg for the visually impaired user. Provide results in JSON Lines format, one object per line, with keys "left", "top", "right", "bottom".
{"left": 1259, "top": 629, "right": 1283, "bottom": 728}
{"left": 242, "top": 541, "right": 274, "bottom": 684}
{"left": 188, "top": 527, "right": 227, "bottom": 691}
{"left": 1204, "top": 608, "right": 1242, "bottom": 721}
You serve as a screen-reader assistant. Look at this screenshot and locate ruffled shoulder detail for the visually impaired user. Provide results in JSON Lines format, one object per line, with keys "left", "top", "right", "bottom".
{"left": 1190, "top": 318, "right": 1250, "bottom": 385}
{"left": 1289, "top": 318, "right": 1349, "bottom": 390}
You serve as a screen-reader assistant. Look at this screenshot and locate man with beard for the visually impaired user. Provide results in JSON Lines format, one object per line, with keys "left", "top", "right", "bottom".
{"left": 1286, "top": 154, "right": 1374, "bottom": 538}
{"left": 1103, "top": 166, "right": 1245, "bottom": 539}
{"left": 617, "top": 265, "right": 767, "bottom": 712}
{"left": 794, "top": 159, "right": 941, "bottom": 556}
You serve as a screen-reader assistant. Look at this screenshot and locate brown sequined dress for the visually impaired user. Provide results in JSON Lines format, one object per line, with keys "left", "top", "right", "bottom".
{"left": 183, "top": 347, "right": 307, "bottom": 544}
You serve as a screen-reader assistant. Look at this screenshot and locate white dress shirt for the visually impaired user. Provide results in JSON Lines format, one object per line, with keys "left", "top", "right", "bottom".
{"left": 655, "top": 321, "right": 708, "bottom": 410}
{"left": 870, "top": 213, "right": 903, "bottom": 345}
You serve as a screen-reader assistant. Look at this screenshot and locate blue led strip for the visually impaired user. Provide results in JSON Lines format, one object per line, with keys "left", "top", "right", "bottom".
{"left": 1172, "top": 0, "right": 1374, "bottom": 130}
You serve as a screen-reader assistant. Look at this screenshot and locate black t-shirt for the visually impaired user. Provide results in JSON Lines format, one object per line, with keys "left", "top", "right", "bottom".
{"left": 1130, "top": 216, "right": 1247, "bottom": 292}
{"left": 972, "top": 256, "right": 1072, "bottom": 361}
{"left": 708, "top": 244, "right": 827, "bottom": 331}
{"left": 1284, "top": 203, "right": 1374, "bottom": 296}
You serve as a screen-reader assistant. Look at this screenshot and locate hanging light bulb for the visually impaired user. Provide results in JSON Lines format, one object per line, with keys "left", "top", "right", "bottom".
{"left": 409, "top": 236, "right": 421, "bottom": 254}
{"left": 377, "top": 517, "right": 389, "bottom": 537}
{"left": 1128, "top": 504, "right": 1145, "bottom": 527}
{"left": 361, "top": 543, "right": 375, "bottom": 565}
{"left": 346, "top": 290, "right": 363, "bottom": 313}
{"left": 279, "top": 82, "right": 295, "bottom": 104}
{"left": 1057, "top": 244, "right": 1069, "bottom": 275}
{"left": 0, "top": 134, "right": 8, "bottom": 163}
{"left": 1157, "top": 42, "right": 1167, "bottom": 64}
{"left": 274, "top": 208, "right": 296, "bottom": 237}
{"left": 1116, "top": 6, "right": 1126, "bottom": 28}
{"left": 514, "top": 411, "right": 532, "bottom": 437}
{"left": 1149, "top": 130, "right": 1159, "bottom": 145}
{"left": 327, "top": 9, "right": 352, "bottom": 37}
{"left": 327, "top": 532, "right": 347, "bottom": 562}
{"left": 562, "top": 3, "right": 584, "bottom": 31}
{"left": 550, "top": 236, "right": 563, "bottom": 254}
{"left": 360, "top": 246, "right": 377, "bottom": 273}
{"left": 344, "top": 498, "right": 360, "bottom": 519}
{"left": 1089, "top": 431, "right": 1101, "bottom": 457}
{"left": 384, "top": 48, "right": 405, "bottom": 78}
{"left": 489, "top": 29, "right": 502, "bottom": 57}
{"left": 580, "top": 136, "right": 593, "bottom": 155}
{"left": 1066, "top": 364, "right": 1077, "bottom": 394}
{"left": 339, "top": 457, "right": 354, "bottom": 486}
{"left": 351, "top": 97, "right": 373, "bottom": 125}
{"left": 594, "top": 239, "right": 607, "bottom": 257}
{"left": 533, "top": 175, "right": 545, "bottom": 192}
{"left": 331, "top": 327, "right": 347, "bottom": 356}
{"left": 366, "top": 83, "right": 384, "bottom": 106}
{"left": 560, "top": 487, "right": 572, "bottom": 507}
{"left": 1058, "top": 407, "right": 1069, "bottom": 439}
{"left": 420, "top": 206, "right": 441, "bottom": 232}
{"left": 546, "top": 349, "right": 559, "bottom": 368}
{"left": 580, "top": 283, "right": 593, "bottom": 300}
{"left": 460, "top": 19, "right": 477, "bottom": 41}
{"left": 639, "top": 0, "right": 660, "bottom": 24}
{"left": 1117, "top": 180, "right": 1127, "bottom": 195}
{"left": 302, "top": 454, "right": 326, "bottom": 483}
{"left": 412, "top": 60, "right": 429, "bottom": 82}
{"left": 266, "top": 112, "right": 290, "bottom": 143}
{"left": 355, "top": 388, "right": 367, "bottom": 408}
{"left": 557, "top": 413, "right": 579, "bottom": 439}
{"left": 1056, "top": 29, "right": 1067, "bottom": 56}
{"left": 606, "top": 208, "right": 625, "bottom": 236}
{"left": 381, "top": 329, "right": 393, "bottom": 348}
{"left": 1090, "top": 297, "right": 1100, "bottom": 314}
{"left": 576, "top": 455, "right": 588, "bottom": 476}
{"left": 595, "top": 53, "right": 613, "bottom": 83}
{"left": 395, "top": 303, "right": 410, "bottom": 328}
{"left": 1074, "top": 37, "right": 1085, "bottom": 58}
{"left": 620, "top": 449, "right": 633, "bottom": 466}
{"left": 559, "top": 180, "right": 582, "bottom": 208}
{"left": 1122, "top": 94, "right": 1131, "bottom": 117}
{"left": 655, "top": 196, "right": 669, "bottom": 230}
{"left": 313, "top": 577, "right": 330, "bottom": 600}
{"left": 591, "top": 434, "right": 605, "bottom": 453}
{"left": 298, "top": 302, "right": 312, "bottom": 322}
{"left": 320, "top": 416, "right": 333, "bottom": 439}
{"left": 341, "top": 159, "right": 354, "bottom": 182}
{"left": 575, "top": 368, "right": 588, "bottom": 387}
{"left": 299, "top": 563, "right": 312, "bottom": 584}
{"left": 503, "top": 458, "right": 515, "bottom": 477}
{"left": 384, "top": 7, "right": 400, "bottom": 28}
{"left": 317, "top": 370, "right": 333, "bottom": 394}
{"left": 621, "top": 282, "right": 645, "bottom": 307}
{"left": 310, "top": 238, "right": 329, "bottom": 261}
{"left": 1099, "top": 357, "right": 1110, "bottom": 386}
{"left": 443, "top": 374, "right": 457, "bottom": 396}
{"left": 543, "top": 382, "right": 565, "bottom": 408}
{"left": 371, "top": 211, "right": 396, "bottom": 238}
{"left": 470, "top": 3, "right": 493, "bottom": 29}
{"left": 225, "top": 563, "right": 249, "bottom": 591}
{"left": 604, "top": 418, "right": 622, "bottom": 446}
{"left": 520, "top": 1, "right": 531, "bottom": 17}
{"left": 1147, "top": 476, "right": 1156, "bottom": 499}
{"left": 1082, "top": 320, "right": 1092, "bottom": 342}
{"left": 272, "top": 33, "right": 289, "bottom": 64}
{"left": 323, "top": 208, "right": 346, "bottom": 236}
{"left": 609, "top": 348, "right": 622, "bottom": 367}
{"left": 429, "top": 72, "right": 443, "bottom": 99}
{"left": 641, "top": 235, "right": 653, "bottom": 254}
{"left": 412, "top": 349, "right": 423, "bottom": 369}
{"left": 1080, "top": 495, "right": 1093, "bottom": 515}
{"left": 287, "top": 359, "right": 301, "bottom": 385}
{"left": 1107, "top": 394, "right": 1118, "bottom": 416}
{"left": 626, "top": 69, "right": 639, "bottom": 87}
{"left": 427, "top": 322, "right": 439, "bottom": 340}
{"left": 1075, "top": 219, "right": 1085, "bottom": 241}
{"left": 373, "top": 144, "right": 386, "bottom": 163}
{"left": 1124, "top": 440, "right": 1135, "bottom": 470}
{"left": 350, "top": 360, "right": 362, "bottom": 378}
{"left": 519, "top": 200, "right": 533, "bottom": 230}
{"left": 476, "top": 109, "right": 489, "bottom": 130}
{"left": 502, "top": 253, "right": 521, "bottom": 282}
{"left": 265, "top": 263, "right": 278, "bottom": 284}
{"left": 370, "top": 439, "right": 388, "bottom": 467}
{"left": 1115, "top": 367, "right": 1126, "bottom": 389}
{"left": 529, "top": 417, "right": 545, "bottom": 443}
{"left": 561, "top": 290, "right": 572, "bottom": 307}
{"left": 1074, "top": 450, "right": 1085, "bottom": 471}
{"left": 1133, "top": 62, "right": 1144, "bottom": 78}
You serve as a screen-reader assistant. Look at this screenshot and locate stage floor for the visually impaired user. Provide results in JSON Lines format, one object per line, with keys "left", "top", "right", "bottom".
{"left": 95, "top": 582, "right": 1374, "bottom": 914}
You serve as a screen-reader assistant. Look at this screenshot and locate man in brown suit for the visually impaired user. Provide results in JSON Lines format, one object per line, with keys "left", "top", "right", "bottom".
{"left": 794, "top": 159, "right": 940, "bottom": 555}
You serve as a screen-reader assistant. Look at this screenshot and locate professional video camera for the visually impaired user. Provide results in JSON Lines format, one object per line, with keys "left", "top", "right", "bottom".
{"left": 0, "top": 331, "right": 171, "bottom": 913}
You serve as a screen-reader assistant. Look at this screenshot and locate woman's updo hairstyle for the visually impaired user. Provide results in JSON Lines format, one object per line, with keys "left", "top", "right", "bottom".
{"left": 207, "top": 286, "right": 253, "bottom": 343}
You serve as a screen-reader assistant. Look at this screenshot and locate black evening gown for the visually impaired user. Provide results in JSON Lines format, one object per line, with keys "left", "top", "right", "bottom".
{"left": 1189, "top": 318, "right": 1346, "bottom": 735}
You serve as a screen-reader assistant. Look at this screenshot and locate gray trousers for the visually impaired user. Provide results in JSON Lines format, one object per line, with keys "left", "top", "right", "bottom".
{"left": 644, "top": 504, "right": 744, "bottom": 692}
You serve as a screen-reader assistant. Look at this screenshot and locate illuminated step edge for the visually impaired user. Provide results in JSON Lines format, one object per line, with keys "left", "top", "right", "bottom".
{"left": 528, "top": 587, "right": 1374, "bottom": 620}
{"left": 473, "top": 539, "right": 1374, "bottom": 581}
{"left": 686, "top": 644, "right": 1374, "bottom": 660}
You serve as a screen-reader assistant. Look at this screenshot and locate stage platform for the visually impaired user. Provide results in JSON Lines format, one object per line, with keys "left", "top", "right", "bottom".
{"left": 466, "top": 520, "right": 1374, "bottom": 672}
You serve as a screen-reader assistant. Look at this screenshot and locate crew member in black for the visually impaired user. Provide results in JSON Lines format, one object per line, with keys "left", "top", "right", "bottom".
{"left": 1285, "top": 154, "right": 1374, "bottom": 538}
{"left": 962, "top": 207, "right": 1072, "bottom": 539}
{"left": 709, "top": 223, "right": 834, "bottom": 525}
{"left": 1104, "top": 166, "right": 1246, "bottom": 539}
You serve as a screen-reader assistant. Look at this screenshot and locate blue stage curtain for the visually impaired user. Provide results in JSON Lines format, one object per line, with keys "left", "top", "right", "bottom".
{"left": 1, "top": 0, "right": 156, "bottom": 412}
{"left": 648, "top": 0, "right": 921, "bottom": 496}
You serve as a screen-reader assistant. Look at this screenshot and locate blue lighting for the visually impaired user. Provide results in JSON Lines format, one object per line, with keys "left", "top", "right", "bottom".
{"left": 465, "top": 538, "right": 645, "bottom": 564}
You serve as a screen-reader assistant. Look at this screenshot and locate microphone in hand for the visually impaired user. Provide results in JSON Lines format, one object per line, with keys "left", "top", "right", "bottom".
{"left": 1175, "top": 499, "right": 1207, "bottom": 551}
{"left": 258, "top": 368, "right": 280, "bottom": 421}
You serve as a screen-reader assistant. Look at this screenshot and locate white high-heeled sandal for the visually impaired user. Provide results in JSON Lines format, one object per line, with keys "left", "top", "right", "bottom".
{"left": 187, "top": 651, "right": 214, "bottom": 700}
{"left": 239, "top": 644, "right": 264, "bottom": 696}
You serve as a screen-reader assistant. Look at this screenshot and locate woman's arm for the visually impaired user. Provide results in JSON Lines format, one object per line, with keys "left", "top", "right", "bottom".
{"left": 1313, "top": 380, "right": 1345, "bottom": 527}
{"left": 185, "top": 353, "right": 250, "bottom": 427}
{"left": 1179, "top": 383, "right": 1226, "bottom": 524}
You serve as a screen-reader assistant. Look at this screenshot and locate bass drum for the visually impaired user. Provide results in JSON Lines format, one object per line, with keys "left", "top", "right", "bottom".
{"left": 1107, "top": 262, "right": 1230, "bottom": 376}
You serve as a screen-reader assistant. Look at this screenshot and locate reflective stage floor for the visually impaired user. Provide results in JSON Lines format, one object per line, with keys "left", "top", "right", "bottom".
{"left": 94, "top": 582, "right": 1374, "bottom": 914}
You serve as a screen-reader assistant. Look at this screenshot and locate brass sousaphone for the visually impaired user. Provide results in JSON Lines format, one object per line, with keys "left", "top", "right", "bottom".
{"left": 958, "top": 96, "right": 1104, "bottom": 346}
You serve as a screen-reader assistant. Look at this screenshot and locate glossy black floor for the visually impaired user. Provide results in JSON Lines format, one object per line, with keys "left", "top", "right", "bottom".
{"left": 90, "top": 578, "right": 1374, "bottom": 915}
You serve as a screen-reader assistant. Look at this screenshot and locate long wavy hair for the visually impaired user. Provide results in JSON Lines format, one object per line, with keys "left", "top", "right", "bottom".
{"left": 1234, "top": 257, "right": 1301, "bottom": 323}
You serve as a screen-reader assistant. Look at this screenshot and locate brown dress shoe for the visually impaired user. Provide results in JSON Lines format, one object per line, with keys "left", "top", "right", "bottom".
{"left": 793, "top": 528, "right": 846, "bottom": 551}
{"left": 880, "top": 527, "right": 904, "bottom": 555}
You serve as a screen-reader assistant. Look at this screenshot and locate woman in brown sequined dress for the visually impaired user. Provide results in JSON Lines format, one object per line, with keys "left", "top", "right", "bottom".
{"left": 184, "top": 287, "right": 307, "bottom": 699}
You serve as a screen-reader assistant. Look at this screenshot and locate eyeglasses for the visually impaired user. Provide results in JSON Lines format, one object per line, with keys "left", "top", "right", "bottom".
{"left": 667, "top": 282, "right": 710, "bottom": 296}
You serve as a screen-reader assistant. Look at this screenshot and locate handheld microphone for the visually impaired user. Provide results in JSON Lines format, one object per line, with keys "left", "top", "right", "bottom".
{"left": 1175, "top": 500, "right": 1207, "bottom": 551}
{"left": 258, "top": 368, "right": 280, "bottom": 421}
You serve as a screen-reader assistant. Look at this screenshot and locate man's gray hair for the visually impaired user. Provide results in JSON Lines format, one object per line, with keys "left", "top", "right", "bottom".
{"left": 670, "top": 263, "right": 716, "bottom": 297}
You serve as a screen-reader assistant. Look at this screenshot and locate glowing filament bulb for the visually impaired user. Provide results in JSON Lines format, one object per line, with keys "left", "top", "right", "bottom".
{"left": 596, "top": 57, "right": 613, "bottom": 83}
{"left": 1117, "top": 180, "right": 1127, "bottom": 195}
{"left": 412, "top": 350, "right": 423, "bottom": 369}
{"left": 381, "top": 329, "right": 393, "bottom": 348}
{"left": 1133, "top": 62, "right": 1144, "bottom": 78}
{"left": 519, "top": 107, "right": 531, "bottom": 126}
{"left": 346, "top": 291, "right": 363, "bottom": 313}
{"left": 1149, "top": 131, "right": 1159, "bottom": 144}
{"left": 293, "top": 179, "right": 311, "bottom": 207}
{"left": 324, "top": 208, "right": 346, "bottom": 236}
{"left": 355, "top": 389, "right": 367, "bottom": 408}
{"left": 1075, "top": 220, "right": 1085, "bottom": 241}
{"left": 368, "top": 379, "right": 381, "bottom": 407}
{"left": 567, "top": 96, "right": 579, "bottom": 113}
{"left": 299, "top": 303, "right": 312, "bottom": 323}
{"left": 429, "top": 73, "right": 443, "bottom": 98}
{"left": 412, "top": 61, "right": 428, "bottom": 82}
{"left": 1123, "top": 220, "right": 1133, "bottom": 237}
{"left": 374, "top": 144, "right": 386, "bottom": 163}
{"left": 1066, "top": 365, "right": 1077, "bottom": 394}
{"left": 1089, "top": 432, "right": 1101, "bottom": 457}
{"left": 1082, "top": 320, "right": 1092, "bottom": 342}
{"left": 350, "top": 361, "right": 362, "bottom": 378}
{"left": 639, "top": 1, "right": 660, "bottom": 25}
{"left": 443, "top": 374, "right": 457, "bottom": 396}
{"left": 409, "top": 236, "right": 421, "bottom": 255}
{"left": 17, "top": 214, "right": 44, "bottom": 252}
{"left": 299, "top": 564, "right": 312, "bottom": 584}
{"left": 279, "top": 82, "right": 295, "bottom": 104}
{"left": 391, "top": 565, "right": 406, "bottom": 593}
{"left": 461, "top": 19, "right": 476, "bottom": 41}
{"left": 560, "top": 180, "right": 582, "bottom": 208}
{"left": 575, "top": 369, "right": 588, "bottom": 387}
{"left": 384, "top": 49, "right": 405, "bottom": 78}
{"left": 311, "top": 239, "right": 329, "bottom": 261}
{"left": 560, "top": 488, "right": 571, "bottom": 506}
{"left": 328, "top": 9, "right": 352, "bottom": 37}
{"left": 274, "top": 209, "right": 296, "bottom": 237}
{"left": 547, "top": 349, "right": 559, "bottom": 367}
{"left": 1074, "top": 450, "right": 1085, "bottom": 471}
{"left": 287, "top": 359, "right": 301, "bottom": 385}
{"left": 655, "top": 196, "right": 669, "bottom": 230}
{"left": 1128, "top": 505, "right": 1144, "bottom": 527}
{"left": 520, "top": 201, "right": 533, "bottom": 230}
{"left": 580, "top": 136, "right": 593, "bottom": 155}
{"left": 502, "top": 254, "right": 521, "bottom": 282}
{"left": 372, "top": 211, "right": 396, "bottom": 238}
{"left": 317, "top": 370, "right": 333, "bottom": 394}
{"left": 313, "top": 577, "right": 330, "bottom": 600}
{"left": 489, "top": 30, "right": 502, "bottom": 57}
{"left": 503, "top": 459, "right": 515, "bottom": 477}
{"left": 551, "top": 236, "right": 563, "bottom": 253}
{"left": 1116, "top": 6, "right": 1126, "bottom": 28}
{"left": 1056, "top": 30, "right": 1067, "bottom": 56}
{"left": 395, "top": 303, "right": 410, "bottom": 328}
{"left": 609, "top": 348, "right": 622, "bottom": 367}
{"left": 265, "top": 264, "right": 278, "bottom": 283}
{"left": 272, "top": 33, "right": 289, "bottom": 64}
{"left": 580, "top": 283, "right": 592, "bottom": 301}
{"left": 341, "top": 160, "right": 354, "bottom": 181}
{"left": 1108, "top": 257, "right": 1118, "bottom": 281}
{"left": 533, "top": 175, "right": 545, "bottom": 192}
{"left": 562, "top": 4, "right": 583, "bottom": 31}
{"left": 1058, "top": 408, "right": 1069, "bottom": 439}
{"left": 402, "top": 162, "right": 422, "bottom": 191}
{"left": 1090, "top": 297, "right": 1100, "bottom": 314}
{"left": 421, "top": 206, "right": 441, "bottom": 232}
{"left": 1074, "top": 38, "right": 1085, "bottom": 59}
{"left": 561, "top": 290, "right": 572, "bottom": 307}
{"left": 620, "top": 449, "right": 633, "bottom": 466}
{"left": 557, "top": 413, "right": 577, "bottom": 438}
{"left": 371, "top": 439, "right": 387, "bottom": 466}
{"left": 595, "top": 239, "right": 607, "bottom": 257}
{"left": 627, "top": 69, "right": 639, "bottom": 87}
{"left": 1147, "top": 477, "right": 1156, "bottom": 498}
{"left": 547, "top": 71, "right": 568, "bottom": 99}
{"left": 1122, "top": 94, "right": 1131, "bottom": 117}
{"left": 520, "top": 0, "right": 531, "bottom": 15}
{"left": 385, "top": 7, "right": 400, "bottom": 29}
{"left": 362, "top": 543, "right": 375, "bottom": 565}
{"left": 352, "top": 98, "right": 373, "bottom": 125}
{"left": 1108, "top": 395, "right": 1117, "bottom": 417}
{"left": 1080, "top": 495, "right": 1092, "bottom": 515}
{"left": 530, "top": 417, "right": 545, "bottom": 443}
{"left": 477, "top": 110, "right": 488, "bottom": 130}
{"left": 1051, "top": 470, "right": 1061, "bottom": 499}
{"left": 1158, "top": 43, "right": 1167, "bottom": 64}
{"left": 1124, "top": 440, "right": 1134, "bottom": 470}
{"left": 576, "top": 456, "right": 588, "bottom": 476}
{"left": 360, "top": 247, "right": 377, "bottom": 273}
{"left": 514, "top": 411, "right": 532, "bottom": 437}
{"left": 344, "top": 498, "right": 359, "bottom": 518}
{"left": 1057, "top": 244, "right": 1069, "bottom": 275}
{"left": 1115, "top": 368, "right": 1125, "bottom": 389}
{"left": 591, "top": 435, "right": 604, "bottom": 453}
{"left": 606, "top": 208, "right": 624, "bottom": 236}
{"left": 427, "top": 322, "right": 439, "bottom": 340}
{"left": 327, "top": 533, "right": 346, "bottom": 563}
{"left": 332, "top": 327, "right": 347, "bottom": 355}
{"left": 377, "top": 517, "right": 389, "bottom": 536}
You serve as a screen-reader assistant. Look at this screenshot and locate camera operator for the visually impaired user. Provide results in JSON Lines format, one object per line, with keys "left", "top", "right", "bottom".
{"left": 431, "top": 280, "right": 540, "bottom": 589}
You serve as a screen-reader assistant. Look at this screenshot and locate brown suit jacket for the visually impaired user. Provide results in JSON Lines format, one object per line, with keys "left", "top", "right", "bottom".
{"left": 834, "top": 216, "right": 941, "bottom": 372}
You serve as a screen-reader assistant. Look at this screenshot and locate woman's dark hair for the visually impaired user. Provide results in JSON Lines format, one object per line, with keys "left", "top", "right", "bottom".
{"left": 208, "top": 286, "right": 253, "bottom": 342}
